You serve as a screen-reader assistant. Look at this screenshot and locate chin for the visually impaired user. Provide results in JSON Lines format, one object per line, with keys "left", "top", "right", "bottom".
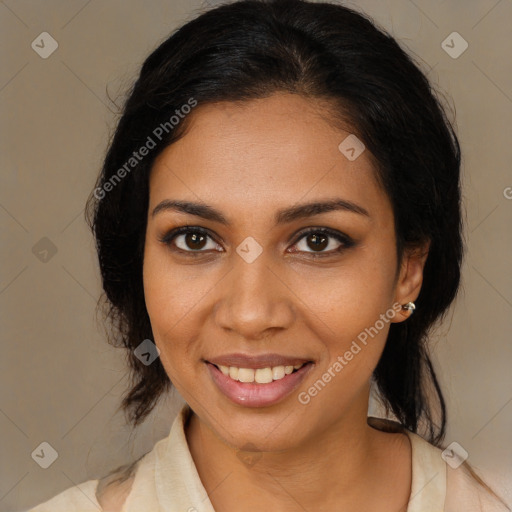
{"left": 206, "top": 399, "right": 312, "bottom": 451}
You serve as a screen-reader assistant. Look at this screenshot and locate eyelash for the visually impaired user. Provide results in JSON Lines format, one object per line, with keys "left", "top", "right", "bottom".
{"left": 158, "top": 225, "right": 355, "bottom": 258}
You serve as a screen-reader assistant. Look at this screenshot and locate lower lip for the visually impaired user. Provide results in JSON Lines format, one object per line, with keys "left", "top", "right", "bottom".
{"left": 206, "top": 362, "right": 313, "bottom": 408}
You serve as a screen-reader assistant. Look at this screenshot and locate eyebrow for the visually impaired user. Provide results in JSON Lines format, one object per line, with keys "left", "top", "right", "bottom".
{"left": 151, "top": 198, "right": 370, "bottom": 225}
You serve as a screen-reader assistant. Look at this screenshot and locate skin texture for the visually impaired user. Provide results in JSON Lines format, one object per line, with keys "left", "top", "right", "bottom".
{"left": 142, "top": 93, "right": 429, "bottom": 511}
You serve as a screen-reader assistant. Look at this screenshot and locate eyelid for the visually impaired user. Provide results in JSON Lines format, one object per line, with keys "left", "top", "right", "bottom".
{"left": 158, "top": 225, "right": 221, "bottom": 252}
{"left": 289, "top": 227, "right": 355, "bottom": 256}
{"left": 291, "top": 226, "right": 353, "bottom": 246}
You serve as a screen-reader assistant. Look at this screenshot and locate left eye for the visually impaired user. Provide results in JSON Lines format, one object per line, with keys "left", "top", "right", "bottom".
{"left": 291, "top": 228, "right": 354, "bottom": 256}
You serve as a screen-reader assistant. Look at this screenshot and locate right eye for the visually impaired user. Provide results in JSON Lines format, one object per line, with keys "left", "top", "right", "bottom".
{"left": 159, "top": 226, "right": 223, "bottom": 255}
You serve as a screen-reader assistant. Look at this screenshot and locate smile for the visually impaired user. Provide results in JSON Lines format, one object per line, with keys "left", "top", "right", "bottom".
{"left": 206, "top": 361, "right": 314, "bottom": 407}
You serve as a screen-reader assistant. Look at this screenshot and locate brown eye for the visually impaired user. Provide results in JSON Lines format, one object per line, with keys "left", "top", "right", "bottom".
{"left": 305, "top": 233, "right": 329, "bottom": 251}
{"left": 291, "top": 228, "right": 354, "bottom": 256}
{"left": 183, "top": 232, "right": 208, "bottom": 250}
{"left": 160, "top": 227, "right": 222, "bottom": 254}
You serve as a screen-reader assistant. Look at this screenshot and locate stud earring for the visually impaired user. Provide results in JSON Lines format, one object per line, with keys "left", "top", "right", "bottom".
{"left": 402, "top": 301, "right": 416, "bottom": 314}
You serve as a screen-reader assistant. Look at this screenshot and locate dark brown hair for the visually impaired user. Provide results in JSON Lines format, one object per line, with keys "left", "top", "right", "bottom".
{"left": 86, "top": 0, "right": 463, "bottom": 447}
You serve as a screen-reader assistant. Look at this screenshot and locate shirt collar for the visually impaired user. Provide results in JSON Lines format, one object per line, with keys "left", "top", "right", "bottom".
{"left": 154, "top": 403, "right": 445, "bottom": 511}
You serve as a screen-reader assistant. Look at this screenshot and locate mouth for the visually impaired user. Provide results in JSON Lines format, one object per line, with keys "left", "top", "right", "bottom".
{"left": 205, "top": 360, "right": 314, "bottom": 408}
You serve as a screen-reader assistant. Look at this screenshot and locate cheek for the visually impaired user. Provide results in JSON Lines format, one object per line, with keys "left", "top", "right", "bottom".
{"left": 295, "top": 253, "right": 396, "bottom": 335}
{"left": 142, "top": 242, "right": 214, "bottom": 378}
{"left": 142, "top": 244, "right": 187, "bottom": 364}
{"left": 297, "top": 252, "right": 396, "bottom": 379}
{"left": 143, "top": 241, "right": 203, "bottom": 327}
{"left": 297, "top": 304, "right": 392, "bottom": 420}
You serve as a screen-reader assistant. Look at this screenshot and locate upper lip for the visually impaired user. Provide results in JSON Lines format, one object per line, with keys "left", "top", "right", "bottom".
{"left": 206, "top": 353, "right": 312, "bottom": 369}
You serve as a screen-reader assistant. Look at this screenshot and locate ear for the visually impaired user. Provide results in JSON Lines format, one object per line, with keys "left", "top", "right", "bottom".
{"left": 391, "top": 240, "right": 430, "bottom": 323}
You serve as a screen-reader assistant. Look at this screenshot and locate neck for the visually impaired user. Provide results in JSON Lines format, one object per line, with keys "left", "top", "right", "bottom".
{"left": 185, "top": 388, "right": 409, "bottom": 511}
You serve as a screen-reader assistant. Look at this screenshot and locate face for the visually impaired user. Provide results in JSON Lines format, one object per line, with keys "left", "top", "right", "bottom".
{"left": 143, "top": 93, "right": 427, "bottom": 452}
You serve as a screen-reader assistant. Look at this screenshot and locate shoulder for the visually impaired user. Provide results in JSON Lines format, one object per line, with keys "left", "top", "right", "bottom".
{"left": 26, "top": 407, "right": 188, "bottom": 512}
{"left": 26, "top": 479, "right": 100, "bottom": 511}
{"left": 370, "top": 419, "right": 511, "bottom": 512}
{"left": 444, "top": 461, "right": 511, "bottom": 511}
{"left": 95, "top": 459, "right": 140, "bottom": 512}
{"left": 26, "top": 458, "right": 142, "bottom": 512}
{"left": 405, "top": 430, "right": 510, "bottom": 512}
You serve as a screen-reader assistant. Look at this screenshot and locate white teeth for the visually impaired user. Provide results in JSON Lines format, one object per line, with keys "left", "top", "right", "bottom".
{"left": 255, "top": 368, "right": 273, "bottom": 384}
{"left": 217, "top": 363, "right": 306, "bottom": 383}
{"left": 238, "top": 368, "right": 255, "bottom": 383}
{"left": 272, "top": 366, "right": 285, "bottom": 380}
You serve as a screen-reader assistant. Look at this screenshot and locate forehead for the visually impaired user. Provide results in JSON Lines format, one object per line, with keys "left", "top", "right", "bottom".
{"left": 149, "top": 93, "right": 391, "bottom": 222}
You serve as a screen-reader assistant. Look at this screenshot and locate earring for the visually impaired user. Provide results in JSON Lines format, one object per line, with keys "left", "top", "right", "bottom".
{"left": 402, "top": 301, "right": 416, "bottom": 314}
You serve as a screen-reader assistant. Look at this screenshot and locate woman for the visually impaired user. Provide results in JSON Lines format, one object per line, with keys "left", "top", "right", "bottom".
{"left": 27, "top": 0, "right": 510, "bottom": 510}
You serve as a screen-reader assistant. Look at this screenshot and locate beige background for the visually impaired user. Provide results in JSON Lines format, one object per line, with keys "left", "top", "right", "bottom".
{"left": 1, "top": 0, "right": 511, "bottom": 510}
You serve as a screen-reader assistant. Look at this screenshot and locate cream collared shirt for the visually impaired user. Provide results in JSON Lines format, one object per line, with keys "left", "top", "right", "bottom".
{"left": 27, "top": 404, "right": 510, "bottom": 512}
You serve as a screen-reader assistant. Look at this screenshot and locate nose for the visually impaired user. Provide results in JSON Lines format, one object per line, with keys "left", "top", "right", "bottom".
{"left": 213, "top": 251, "right": 295, "bottom": 340}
